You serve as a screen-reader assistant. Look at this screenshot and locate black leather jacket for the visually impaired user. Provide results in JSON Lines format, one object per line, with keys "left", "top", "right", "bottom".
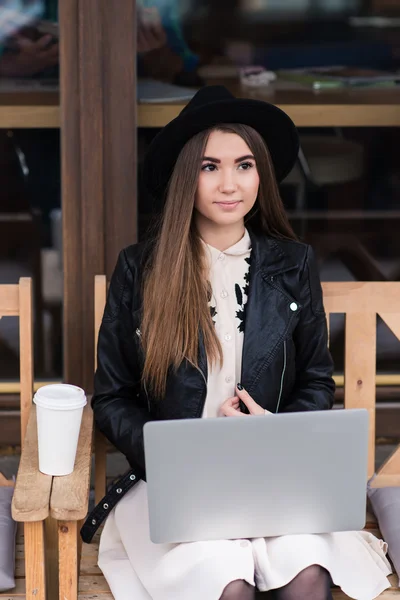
{"left": 81, "top": 229, "right": 335, "bottom": 542}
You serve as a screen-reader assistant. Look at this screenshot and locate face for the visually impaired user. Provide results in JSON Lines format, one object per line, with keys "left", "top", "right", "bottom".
{"left": 194, "top": 130, "right": 259, "bottom": 229}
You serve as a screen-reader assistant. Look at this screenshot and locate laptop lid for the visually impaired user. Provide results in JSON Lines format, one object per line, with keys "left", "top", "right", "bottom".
{"left": 143, "top": 409, "right": 368, "bottom": 544}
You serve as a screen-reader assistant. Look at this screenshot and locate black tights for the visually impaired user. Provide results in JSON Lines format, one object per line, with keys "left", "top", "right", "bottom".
{"left": 219, "top": 565, "right": 333, "bottom": 600}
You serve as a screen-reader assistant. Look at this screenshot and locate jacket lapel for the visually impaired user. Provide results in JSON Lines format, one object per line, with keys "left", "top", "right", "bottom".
{"left": 241, "top": 232, "right": 299, "bottom": 394}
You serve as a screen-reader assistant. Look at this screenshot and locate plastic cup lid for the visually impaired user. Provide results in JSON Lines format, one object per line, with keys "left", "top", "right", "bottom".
{"left": 34, "top": 384, "right": 86, "bottom": 410}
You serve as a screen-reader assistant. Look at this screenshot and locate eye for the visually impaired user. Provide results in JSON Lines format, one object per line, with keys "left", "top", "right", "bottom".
{"left": 238, "top": 161, "right": 254, "bottom": 170}
{"left": 201, "top": 163, "right": 217, "bottom": 172}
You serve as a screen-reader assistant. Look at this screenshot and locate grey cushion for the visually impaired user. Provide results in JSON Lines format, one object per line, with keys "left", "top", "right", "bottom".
{"left": 368, "top": 482, "right": 400, "bottom": 586}
{"left": 0, "top": 486, "right": 17, "bottom": 591}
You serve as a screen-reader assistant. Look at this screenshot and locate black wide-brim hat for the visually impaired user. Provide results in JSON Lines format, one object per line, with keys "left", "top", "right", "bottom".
{"left": 142, "top": 85, "right": 300, "bottom": 201}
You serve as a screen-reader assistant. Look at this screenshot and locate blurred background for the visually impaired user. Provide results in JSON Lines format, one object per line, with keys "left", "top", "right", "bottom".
{"left": 1, "top": 0, "right": 400, "bottom": 447}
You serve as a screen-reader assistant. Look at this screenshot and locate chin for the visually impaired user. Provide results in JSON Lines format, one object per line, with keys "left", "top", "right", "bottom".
{"left": 209, "top": 209, "right": 247, "bottom": 227}
{"left": 211, "top": 216, "right": 244, "bottom": 227}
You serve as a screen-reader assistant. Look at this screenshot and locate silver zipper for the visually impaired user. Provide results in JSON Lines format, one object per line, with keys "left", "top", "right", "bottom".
{"left": 275, "top": 340, "right": 287, "bottom": 413}
{"left": 195, "top": 365, "right": 207, "bottom": 388}
{"left": 143, "top": 378, "right": 151, "bottom": 411}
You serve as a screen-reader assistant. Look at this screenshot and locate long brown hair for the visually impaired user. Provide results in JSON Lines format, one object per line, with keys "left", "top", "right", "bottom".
{"left": 141, "top": 123, "right": 297, "bottom": 398}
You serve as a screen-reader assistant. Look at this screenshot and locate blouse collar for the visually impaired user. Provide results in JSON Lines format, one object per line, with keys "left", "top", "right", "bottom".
{"left": 204, "top": 228, "right": 251, "bottom": 265}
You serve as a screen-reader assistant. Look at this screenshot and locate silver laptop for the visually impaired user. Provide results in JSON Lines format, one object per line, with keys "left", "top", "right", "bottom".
{"left": 143, "top": 409, "right": 368, "bottom": 544}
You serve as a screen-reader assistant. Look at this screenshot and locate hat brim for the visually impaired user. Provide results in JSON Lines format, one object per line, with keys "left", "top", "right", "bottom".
{"left": 142, "top": 97, "right": 299, "bottom": 200}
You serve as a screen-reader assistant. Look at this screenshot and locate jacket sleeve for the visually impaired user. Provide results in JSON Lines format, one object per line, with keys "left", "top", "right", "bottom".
{"left": 91, "top": 249, "right": 150, "bottom": 478}
{"left": 283, "top": 245, "right": 335, "bottom": 412}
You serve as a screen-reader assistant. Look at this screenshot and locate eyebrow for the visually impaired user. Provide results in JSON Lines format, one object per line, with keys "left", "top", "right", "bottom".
{"left": 202, "top": 154, "right": 255, "bottom": 164}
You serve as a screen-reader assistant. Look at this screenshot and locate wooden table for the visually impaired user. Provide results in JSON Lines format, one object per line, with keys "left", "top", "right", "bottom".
{"left": 138, "top": 81, "right": 400, "bottom": 128}
{"left": 1, "top": 80, "right": 400, "bottom": 128}
{"left": 0, "top": 91, "right": 59, "bottom": 128}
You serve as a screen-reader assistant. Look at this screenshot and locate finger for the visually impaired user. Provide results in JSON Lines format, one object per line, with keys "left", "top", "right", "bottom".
{"left": 236, "top": 384, "right": 264, "bottom": 415}
{"left": 223, "top": 405, "right": 245, "bottom": 417}
{"left": 223, "top": 395, "right": 239, "bottom": 406}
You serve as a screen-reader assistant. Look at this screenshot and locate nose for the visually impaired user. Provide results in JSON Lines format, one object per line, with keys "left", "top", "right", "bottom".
{"left": 218, "top": 169, "right": 238, "bottom": 194}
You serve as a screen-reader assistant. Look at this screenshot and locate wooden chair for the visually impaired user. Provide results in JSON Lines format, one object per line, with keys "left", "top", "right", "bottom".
{"left": 0, "top": 279, "right": 54, "bottom": 600}
{"left": 8, "top": 277, "right": 400, "bottom": 599}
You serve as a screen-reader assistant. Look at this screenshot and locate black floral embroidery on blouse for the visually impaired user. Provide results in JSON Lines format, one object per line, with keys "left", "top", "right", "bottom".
{"left": 210, "top": 304, "right": 217, "bottom": 324}
{"left": 235, "top": 256, "right": 251, "bottom": 333}
{"left": 207, "top": 281, "right": 218, "bottom": 325}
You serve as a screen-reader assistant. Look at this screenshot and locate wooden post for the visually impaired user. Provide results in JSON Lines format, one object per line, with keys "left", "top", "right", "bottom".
{"left": 60, "top": 0, "right": 138, "bottom": 392}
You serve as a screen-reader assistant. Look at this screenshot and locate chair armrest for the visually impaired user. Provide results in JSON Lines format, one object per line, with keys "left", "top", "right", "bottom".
{"left": 12, "top": 405, "right": 52, "bottom": 522}
{"left": 50, "top": 403, "right": 94, "bottom": 521}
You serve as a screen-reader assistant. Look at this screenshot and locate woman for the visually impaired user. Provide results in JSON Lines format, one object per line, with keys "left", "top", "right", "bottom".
{"left": 85, "top": 86, "right": 392, "bottom": 600}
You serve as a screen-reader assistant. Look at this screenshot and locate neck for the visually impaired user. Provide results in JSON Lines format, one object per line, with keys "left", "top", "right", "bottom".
{"left": 196, "top": 217, "right": 246, "bottom": 252}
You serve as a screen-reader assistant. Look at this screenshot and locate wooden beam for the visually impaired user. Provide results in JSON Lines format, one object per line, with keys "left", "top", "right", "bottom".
{"left": 61, "top": 0, "right": 137, "bottom": 391}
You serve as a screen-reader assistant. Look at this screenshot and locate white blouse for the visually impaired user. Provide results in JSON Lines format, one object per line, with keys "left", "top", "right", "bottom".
{"left": 202, "top": 229, "right": 251, "bottom": 418}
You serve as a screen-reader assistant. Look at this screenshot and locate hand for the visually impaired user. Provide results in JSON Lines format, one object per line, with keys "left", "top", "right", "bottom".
{"left": 0, "top": 34, "right": 58, "bottom": 77}
{"left": 137, "top": 7, "right": 167, "bottom": 53}
{"left": 219, "top": 394, "right": 241, "bottom": 417}
{"left": 219, "top": 384, "right": 273, "bottom": 417}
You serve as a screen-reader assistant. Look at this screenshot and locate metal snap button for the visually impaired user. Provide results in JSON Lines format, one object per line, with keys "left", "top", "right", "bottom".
{"left": 103, "top": 503, "right": 109, "bottom": 510}
{"left": 130, "top": 474, "right": 136, "bottom": 481}
{"left": 290, "top": 302, "right": 298, "bottom": 312}
{"left": 91, "top": 519, "right": 97, "bottom": 525}
{"left": 116, "top": 488, "right": 122, "bottom": 494}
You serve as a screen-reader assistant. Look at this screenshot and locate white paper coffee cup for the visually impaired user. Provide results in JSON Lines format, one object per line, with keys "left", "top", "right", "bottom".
{"left": 33, "top": 384, "right": 87, "bottom": 476}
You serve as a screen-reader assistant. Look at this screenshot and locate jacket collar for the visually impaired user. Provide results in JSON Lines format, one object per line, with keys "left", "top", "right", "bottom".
{"left": 248, "top": 228, "right": 298, "bottom": 277}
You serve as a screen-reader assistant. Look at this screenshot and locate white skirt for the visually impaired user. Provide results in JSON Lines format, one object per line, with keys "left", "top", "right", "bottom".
{"left": 98, "top": 481, "right": 392, "bottom": 600}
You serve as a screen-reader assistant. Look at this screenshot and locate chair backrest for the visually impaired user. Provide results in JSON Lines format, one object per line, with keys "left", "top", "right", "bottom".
{"left": 93, "top": 277, "right": 400, "bottom": 486}
{"left": 0, "top": 278, "right": 33, "bottom": 446}
{"left": 322, "top": 281, "right": 400, "bottom": 480}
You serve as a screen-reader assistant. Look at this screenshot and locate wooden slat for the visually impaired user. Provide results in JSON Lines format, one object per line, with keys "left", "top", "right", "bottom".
{"left": 50, "top": 405, "right": 93, "bottom": 521}
{"left": 322, "top": 282, "right": 400, "bottom": 315}
{"left": 5, "top": 94, "right": 400, "bottom": 131}
{"left": 380, "top": 313, "right": 400, "bottom": 343}
{"left": 137, "top": 101, "right": 400, "bottom": 128}
{"left": 59, "top": 521, "right": 79, "bottom": 600}
{"left": 344, "top": 313, "right": 377, "bottom": 479}
{"left": 374, "top": 445, "right": 400, "bottom": 488}
{"left": 44, "top": 517, "right": 59, "bottom": 600}
{"left": 24, "top": 521, "right": 46, "bottom": 600}
{"left": 18, "top": 278, "right": 33, "bottom": 446}
{"left": 0, "top": 284, "right": 19, "bottom": 315}
{"left": 16, "top": 554, "right": 103, "bottom": 578}
{"left": 12, "top": 407, "right": 51, "bottom": 522}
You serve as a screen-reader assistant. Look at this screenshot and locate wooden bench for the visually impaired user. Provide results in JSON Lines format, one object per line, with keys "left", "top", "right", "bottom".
{"left": 0, "top": 279, "right": 54, "bottom": 600}
{"left": 5, "top": 279, "right": 400, "bottom": 599}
